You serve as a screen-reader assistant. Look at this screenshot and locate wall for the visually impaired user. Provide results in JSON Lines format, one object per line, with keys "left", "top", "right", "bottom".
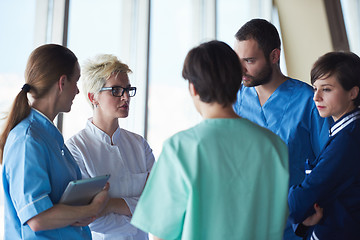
{"left": 274, "top": 0, "right": 333, "bottom": 84}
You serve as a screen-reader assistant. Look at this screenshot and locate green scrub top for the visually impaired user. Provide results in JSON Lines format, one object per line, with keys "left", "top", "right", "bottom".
{"left": 132, "top": 118, "right": 289, "bottom": 240}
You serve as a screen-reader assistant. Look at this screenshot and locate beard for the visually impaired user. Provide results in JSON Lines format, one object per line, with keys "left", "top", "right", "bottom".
{"left": 242, "top": 62, "right": 273, "bottom": 87}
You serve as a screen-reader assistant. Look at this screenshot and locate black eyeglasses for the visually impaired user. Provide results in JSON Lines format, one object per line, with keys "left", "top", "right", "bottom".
{"left": 99, "top": 86, "right": 137, "bottom": 97}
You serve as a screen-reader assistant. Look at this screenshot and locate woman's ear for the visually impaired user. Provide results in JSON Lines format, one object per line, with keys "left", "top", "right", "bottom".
{"left": 88, "top": 92, "right": 98, "bottom": 107}
{"left": 350, "top": 86, "right": 359, "bottom": 101}
{"left": 58, "top": 75, "right": 67, "bottom": 92}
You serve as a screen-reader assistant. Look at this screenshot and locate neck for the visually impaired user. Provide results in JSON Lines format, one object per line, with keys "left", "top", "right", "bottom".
{"left": 30, "top": 82, "right": 60, "bottom": 122}
{"left": 32, "top": 100, "right": 58, "bottom": 122}
{"left": 199, "top": 102, "right": 240, "bottom": 119}
{"left": 255, "top": 68, "right": 288, "bottom": 106}
{"left": 92, "top": 111, "right": 119, "bottom": 138}
{"left": 332, "top": 105, "right": 357, "bottom": 122}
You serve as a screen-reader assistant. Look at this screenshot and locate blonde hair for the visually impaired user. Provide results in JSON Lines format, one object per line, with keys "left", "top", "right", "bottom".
{"left": 81, "top": 54, "right": 132, "bottom": 107}
{"left": 0, "top": 44, "right": 78, "bottom": 163}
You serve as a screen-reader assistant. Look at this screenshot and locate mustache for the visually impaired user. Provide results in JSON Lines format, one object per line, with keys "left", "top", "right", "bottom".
{"left": 243, "top": 74, "right": 253, "bottom": 79}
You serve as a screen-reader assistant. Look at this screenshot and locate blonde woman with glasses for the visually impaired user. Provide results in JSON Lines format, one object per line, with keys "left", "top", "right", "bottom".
{"left": 66, "top": 54, "right": 155, "bottom": 240}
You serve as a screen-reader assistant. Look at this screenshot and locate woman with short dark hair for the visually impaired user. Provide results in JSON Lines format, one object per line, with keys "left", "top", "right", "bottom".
{"left": 289, "top": 51, "right": 360, "bottom": 239}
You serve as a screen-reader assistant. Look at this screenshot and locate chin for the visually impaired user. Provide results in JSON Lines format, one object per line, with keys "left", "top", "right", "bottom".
{"left": 319, "top": 112, "right": 330, "bottom": 118}
{"left": 242, "top": 80, "right": 252, "bottom": 87}
{"left": 118, "top": 113, "right": 129, "bottom": 118}
{"left": 61, "top": 107, "right": 72, "bottom": 113}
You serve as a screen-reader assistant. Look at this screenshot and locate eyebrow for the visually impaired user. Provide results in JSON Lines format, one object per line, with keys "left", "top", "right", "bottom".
{"left": 314, "top": 83, "right": 334, "bottom": 87}
{"left": 242, "top": 57, "right": 255, "bottom": 61}
{"left": 110, "top": 84, "right": 131, "bottom": 88}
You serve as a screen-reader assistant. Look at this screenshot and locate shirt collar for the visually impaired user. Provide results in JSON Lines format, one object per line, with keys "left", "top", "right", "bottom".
{"left": 329, "top": 108, "right": 360, "bottom": 137}
{"left": 86, "top": 118, "right": 121, "bottom": 145}
{"left": 30, "top": 108, "right": 64, "bottom": 146}
{"left": 32, "top": 107, "right": 55, "bottom": 126}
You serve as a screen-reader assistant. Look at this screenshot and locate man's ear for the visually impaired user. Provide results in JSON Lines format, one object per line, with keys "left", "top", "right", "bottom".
{"left": 189, "top": 82, "right": 198, "bottom": 97}
{"left": 58, "top": 75, "right": 67, "bottom": 92}
{"left": 269, "top": 48, "right": 281, "bottom": 64}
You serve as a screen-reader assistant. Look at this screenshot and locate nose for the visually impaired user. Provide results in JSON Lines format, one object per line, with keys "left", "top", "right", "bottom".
{"left": 240, "top": 61, "right": 247, "bottom": 75}
{"left": 313, "top": 89, "right": 321, "bottom": 102}
{"left": 121, "top": 91, "right": 130, "bottom": 101}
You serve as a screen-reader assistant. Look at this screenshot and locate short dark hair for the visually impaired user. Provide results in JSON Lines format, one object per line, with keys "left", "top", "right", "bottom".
{"left": 235, "top": 18, "right": 281, "bottom": 59}
{"left": 182, "top": 40, "right": 242, "bottom": 107}
{"left": 311, "top": 51, "right": 360, "bottom": 106}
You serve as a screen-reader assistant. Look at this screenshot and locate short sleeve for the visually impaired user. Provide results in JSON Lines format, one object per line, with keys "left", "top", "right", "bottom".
{"left": 131, "top": 138, "right": 188, "bottom": 239}
{"left": 6, "top": 135, "right": 53, "bottom": 225}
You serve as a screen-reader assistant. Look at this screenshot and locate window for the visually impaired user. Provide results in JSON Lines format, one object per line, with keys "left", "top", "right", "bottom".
{"left": 341, "top": 0, "right": 360, "bottom": 54}
{"left": 147, "top": 0, "right": 203, "bottom": 158}
{"left": 64, "top": 0, "right": 126, "bottom": 139}
{"left": 0, "top": 1, "right": 37, "bottom": 237}
{"left": 64, "top": 0, "right": 149, "bottom": 141}
{"left": 0, "top": 1, "right": 277, "bottom": 237}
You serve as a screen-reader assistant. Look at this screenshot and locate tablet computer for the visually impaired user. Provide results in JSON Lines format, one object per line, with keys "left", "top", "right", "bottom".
{"left": 59, "top": 174, "right": 110, "bottom": 206}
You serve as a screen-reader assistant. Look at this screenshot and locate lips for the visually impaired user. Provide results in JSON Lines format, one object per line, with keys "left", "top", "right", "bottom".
{"left": 242, "top": 76, "right": 250, "bottom": 81}
{"left": 119, "top": 104, "right": 129, "bottom": 109}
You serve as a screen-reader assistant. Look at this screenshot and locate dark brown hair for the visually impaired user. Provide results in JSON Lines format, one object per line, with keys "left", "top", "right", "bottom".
{"left": 235, "top": 19, "right": 281, "bottom": 61}
{"left": 311, "top": 51, "right": 360, "bottom": 106}
{"left": 182, "top": 40, "right": 242, "bottom": 106}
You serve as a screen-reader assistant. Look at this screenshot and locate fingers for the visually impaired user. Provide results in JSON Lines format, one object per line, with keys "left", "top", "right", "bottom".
{"left": 103, "top": 182, "right": 110, "bottom": 191}
{"left": 302, "top": 203, "right": 324, "bottom": 226}
{"left": 314, "top": 203, "right": 324, "bottom": 216}
{"left": 314, "top": 203, "right": 321, "bottom": 210}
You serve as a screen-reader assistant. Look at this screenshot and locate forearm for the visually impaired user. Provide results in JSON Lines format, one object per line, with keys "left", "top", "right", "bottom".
{"left": 102, "top": 198, "right": 131, "bottom": 216}
{"left": 27, "top": 203, "right": 100, "bottom": 231}
{"left": 27, "top": 183, "right": 109, "bottom": 232}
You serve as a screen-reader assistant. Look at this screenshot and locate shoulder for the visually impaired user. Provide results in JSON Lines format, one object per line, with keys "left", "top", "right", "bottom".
{"left": 165, "top": 127, "right": 196, "bottom": 144}
{"left": 167, "top": 119, "right": 286, "bottom": 148}
{"left": 3, "top": 119, "right": 50, "bottom": 167}
{"left": 7, "top": 116, "right": 47, "bottom": 147}
{"left": 283, "top": 79, "right": 317, "bottom": 113}
{"left": 120, "top": 128, "right": 146, "bottom": 142}
{"left": 333, "top": 119, "right": 360, "bottom": 143}
{"left": 243, "top": 119, "right": 287, "bottom": 146}
{"left": 118, "top": 128, "right": 153, "bottom": 151}
{"left": 66, "top": 128, "right": 90, "bottom": 147}
{"left": 287, "top": 78, "right": 314, "bottom": 94}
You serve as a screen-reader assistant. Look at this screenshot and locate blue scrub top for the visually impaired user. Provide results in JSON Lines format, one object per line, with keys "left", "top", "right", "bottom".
{"left": 2, "top": 109, "right": 91, "bottom": 239}
{"left": 288, "top": 108, "right": 360, "bottom": 239}
{"left": 234, "top": 79, "right": 331, "bottom": 187}
{"left": 234, "top": 79, "right": 332, "bottom": 240}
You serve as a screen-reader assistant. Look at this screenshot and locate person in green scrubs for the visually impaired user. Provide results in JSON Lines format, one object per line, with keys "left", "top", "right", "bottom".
{"left": 131, "top": 40, "right": 289, "bottom": 240}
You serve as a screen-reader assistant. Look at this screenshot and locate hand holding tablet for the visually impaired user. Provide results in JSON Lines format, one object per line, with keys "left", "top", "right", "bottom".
{"left": 59, "top": 174, "right": 110, "bottom": 206}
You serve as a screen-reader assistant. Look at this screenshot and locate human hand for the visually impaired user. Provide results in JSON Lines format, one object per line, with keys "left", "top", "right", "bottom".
{"left": 91, "top": 182, "right": 110, "bottom": 216}
{"left": 302, "top": 203, "right": 323, "bottom": 226}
